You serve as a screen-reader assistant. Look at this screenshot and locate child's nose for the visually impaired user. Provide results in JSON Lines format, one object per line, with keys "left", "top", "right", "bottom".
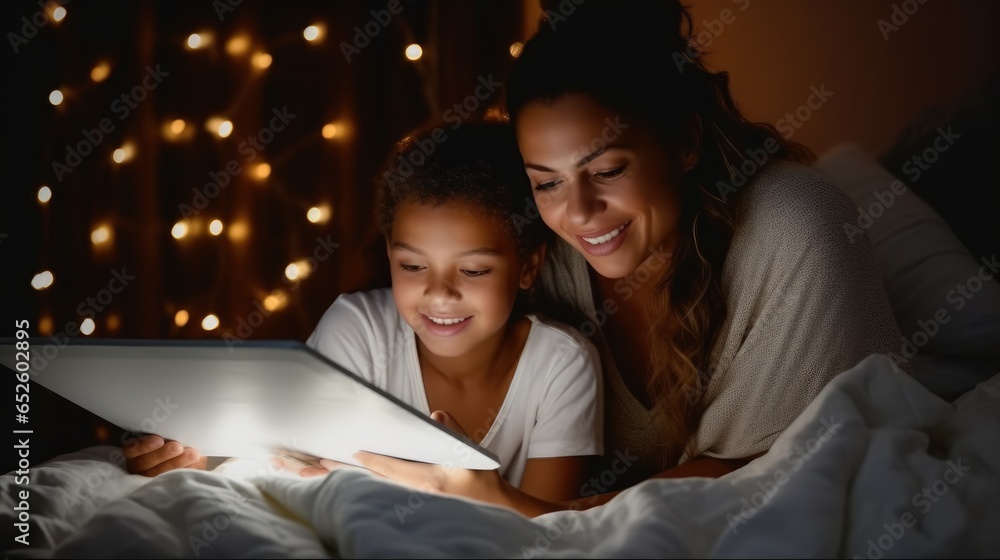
{"left": 424, "top": 272, "right": 460, "bottom": 300}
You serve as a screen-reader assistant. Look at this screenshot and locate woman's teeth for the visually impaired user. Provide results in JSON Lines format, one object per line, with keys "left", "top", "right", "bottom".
{"left": 427, "top": 316, "right": 468, "bottom": 325}
{"left": 583, "top": 222, "right": 628, "bottom": 245}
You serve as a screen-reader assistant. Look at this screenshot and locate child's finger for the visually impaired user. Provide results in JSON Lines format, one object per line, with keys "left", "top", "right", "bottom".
{"left": 138, "top": 447, "right": 203, "bottom": 477}
{"left": 122, "top": 434, "right": 165, "bottom": 459}
{"left": 127, "top": 440, "right": 184, "bottom": 474}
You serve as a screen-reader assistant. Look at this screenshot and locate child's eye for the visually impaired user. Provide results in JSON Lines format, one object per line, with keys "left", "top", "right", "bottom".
{"left": 461, "top": 269, "right": 491, "bottom": 277}
{"left": 399, "top": 264, "right": 425, "bottom": 272}
{"left": 594, "top": 166, "right": 628, "bottom": 180}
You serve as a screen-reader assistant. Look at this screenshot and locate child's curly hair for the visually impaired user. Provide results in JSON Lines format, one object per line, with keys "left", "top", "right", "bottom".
{"left": 374, "top": 121, "right": 549, "bottom": 260}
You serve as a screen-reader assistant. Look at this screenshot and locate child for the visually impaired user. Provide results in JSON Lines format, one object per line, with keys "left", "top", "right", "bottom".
{"left": 304, "top": 121, "right": 602, "bottom": 502}
{"left": 125, "top": 122, "right": 603, "bottom": 503}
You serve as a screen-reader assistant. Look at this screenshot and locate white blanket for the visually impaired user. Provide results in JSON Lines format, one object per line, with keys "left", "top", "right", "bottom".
{"left": 4, "top": 354, "right": 999, "bottom": 558}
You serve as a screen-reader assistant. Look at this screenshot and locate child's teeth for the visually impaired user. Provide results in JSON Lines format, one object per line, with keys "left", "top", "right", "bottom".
{"left": 429, "top": 316, "right": 467, "bottom": 325}
{"left": 584, "top": 223, "right": 627, "bottom": 245}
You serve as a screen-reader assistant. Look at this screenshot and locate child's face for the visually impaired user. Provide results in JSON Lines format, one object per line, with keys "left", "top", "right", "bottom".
{"left": 388, "top": 202, "right": 540, "bottom": 359}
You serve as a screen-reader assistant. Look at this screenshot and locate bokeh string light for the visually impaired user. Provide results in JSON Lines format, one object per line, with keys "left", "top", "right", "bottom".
{"left": 35, "top": 5, "right": 518, "bottom": 338}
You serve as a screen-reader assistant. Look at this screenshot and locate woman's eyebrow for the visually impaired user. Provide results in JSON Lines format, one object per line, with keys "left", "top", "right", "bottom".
{"left": 524, "top": 145, "right": 626, "bottom": 172}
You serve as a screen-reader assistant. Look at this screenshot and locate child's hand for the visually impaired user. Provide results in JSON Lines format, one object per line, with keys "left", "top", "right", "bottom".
{"left": 123, "top": 434, "right": 207, "bottom": 476}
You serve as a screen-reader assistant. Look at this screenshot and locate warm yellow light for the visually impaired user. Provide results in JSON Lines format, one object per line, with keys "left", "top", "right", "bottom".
{"left": 405, "top": 43, "right": 423, "bottom": 61}
{"left": 286, "top": 259, "right": 313, "bottom": 281}
{"left": 303, "top": 24, "right": 324, "bottom": 42}
{"left": 39, "top": 315, "right": 54, "bottom": 336}
{"left": 91, "top": 62, "right": 111, "bottom": 82}
{"left": 263, "top": 290, "right": 288, "bottom": 312}
{"left": 226, "top": 34, "right": 250, "bottom": 55}
{"left": 91, "top": 225, "right": 111, "bottom": 245}
{"left": 106, "top": 313, "right": 121, "bottom": 331}
{"left": 306, "top": 205, "right": 331, "bottom": 224}
{"left": 217, "top": 120, "right": 233, "bottom": 138}
{"left": 187, "top": 33, "right": 203, "bottom": 49}
{"left": 49, "top": 90, "right": 63, "bottom": 106}
{"left": 209, "top": 219, "right": 224, "bottom": 236}
{"left": 252, "top": 52, "right": 272, "bottom": 69}
{"left": 201, "top": 314, "right": 220, "bottom": 331}
{"left": 31, "top": 270, "right": 54, "bottom": 290}
{"left": 112, "top": 143, "right": 134, "bottom": 164}
{"left": 175, "top": 309, "right": 190, "bottom": 327}
{"left": 80, "top": 318, "right": 95, "bottom": 336}
{"left": 37, "top": 186, "right": 52, "bottom": 203}
{"left": 227, "top": 221, "right": 249, "bottom": 242}
{"left": 170, "top": 119, "right": 186, "bottom": 135}
{"left": 509, "top": 42, "right": 524, "bottom": 58}
{"left": 52, "top": 6, "right": 66, "bottom": 22}
{"left": 253, "top": 162, "right": 271, "bottom": 180}
{"left": 171, "top": 221, "right": 189, "bottom": 239}
{"left": 322, "top": 123, "right": 339, "bottom": 139}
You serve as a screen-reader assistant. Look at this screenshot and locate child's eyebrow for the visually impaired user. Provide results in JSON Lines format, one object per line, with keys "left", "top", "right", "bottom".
{"left": 390, "top": 242, "right": 502, "bottom": 257}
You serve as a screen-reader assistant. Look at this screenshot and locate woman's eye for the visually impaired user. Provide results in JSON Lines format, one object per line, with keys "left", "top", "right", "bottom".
{"left": 534, "top": 179, "right": 560, "bottom": 192}
{"left": 462, "top": 269, "right": 490, "bottom": 277}
{"left": 399, "top": 264, "right": 425, "bottom": 272}
{"left": 594, "top": 166, "right": 628, "bottom": 180}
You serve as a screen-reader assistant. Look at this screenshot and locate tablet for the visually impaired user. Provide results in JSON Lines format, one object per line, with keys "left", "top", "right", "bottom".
{"left": 0, "top": 338, "right": 500, "bottom": 470}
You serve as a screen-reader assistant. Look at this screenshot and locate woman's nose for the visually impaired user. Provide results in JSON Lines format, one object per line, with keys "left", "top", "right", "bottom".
{"left": 564, "top": 182, "right": 604, "bottom": 226}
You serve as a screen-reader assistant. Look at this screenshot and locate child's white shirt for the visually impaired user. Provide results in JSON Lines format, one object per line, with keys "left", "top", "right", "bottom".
{"left": 306, "top": 288, "right": 603, "bottom": 487}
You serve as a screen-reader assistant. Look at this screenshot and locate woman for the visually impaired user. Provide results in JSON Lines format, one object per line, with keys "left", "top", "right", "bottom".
{"left": 337, "top": 0, "right": 904, "bottom": 516}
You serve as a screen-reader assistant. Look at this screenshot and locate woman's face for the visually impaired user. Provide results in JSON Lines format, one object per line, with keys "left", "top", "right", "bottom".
{"left": 516, "top": 93, "right": 683, "bottom": 280}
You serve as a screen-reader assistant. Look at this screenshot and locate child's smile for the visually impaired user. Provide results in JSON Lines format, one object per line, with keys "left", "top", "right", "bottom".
{"left": 388, "top": 202, "right": 527, "bottom": 360}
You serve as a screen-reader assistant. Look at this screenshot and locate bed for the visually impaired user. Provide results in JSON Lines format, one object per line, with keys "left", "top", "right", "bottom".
{"left": 4, "top": 143, "right": 1000, "bottom": 558}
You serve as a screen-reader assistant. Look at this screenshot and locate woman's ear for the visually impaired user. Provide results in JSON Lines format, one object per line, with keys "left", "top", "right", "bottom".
{"left": 519, "top": 243, "right": 547, "bottom": 290}
{"left": 680, "top": 113, "right": 703, "bottom": 172}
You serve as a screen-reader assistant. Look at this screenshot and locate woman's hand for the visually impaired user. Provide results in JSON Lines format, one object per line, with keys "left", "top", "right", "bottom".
{"left": 123, "top": 434, "right": 207, "bottom": 476}
{"left": 321, "top": 411, "right": 507, "bottom": 505}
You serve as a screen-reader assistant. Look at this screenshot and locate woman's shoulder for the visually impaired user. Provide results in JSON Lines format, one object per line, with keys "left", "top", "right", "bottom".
{"left": 734, "top": 160, "right": 858, "bottom": 242}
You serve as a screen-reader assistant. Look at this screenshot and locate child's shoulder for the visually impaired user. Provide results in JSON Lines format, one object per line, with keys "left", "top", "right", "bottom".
{"left": 328, "top": 287, "right": 395, "bottom": 312}
{"left": 523, "top": 312, "right": 598, "bottom": 356}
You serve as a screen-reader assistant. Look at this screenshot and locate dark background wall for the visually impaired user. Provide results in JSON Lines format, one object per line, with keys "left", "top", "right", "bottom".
{"left": 3, "top": 0, "right": 998, "bottom": 462}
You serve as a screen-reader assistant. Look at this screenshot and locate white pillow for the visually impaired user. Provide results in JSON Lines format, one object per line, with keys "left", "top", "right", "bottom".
{"left": 816, "top": 142, "right": 1000, "bottom": 362}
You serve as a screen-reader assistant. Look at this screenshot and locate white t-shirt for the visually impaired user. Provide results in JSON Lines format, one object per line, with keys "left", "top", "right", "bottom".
{"left": 305, "top": 288, "right": 604, "bottom": 488}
